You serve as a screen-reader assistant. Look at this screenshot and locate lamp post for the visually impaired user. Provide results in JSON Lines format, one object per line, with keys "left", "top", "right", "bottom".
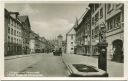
{"left": 97, "top": 23, "right": 108, "bottom": 72}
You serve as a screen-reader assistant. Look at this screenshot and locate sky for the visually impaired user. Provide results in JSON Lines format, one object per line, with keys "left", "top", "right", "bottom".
{"left": 5, "top": 2, "right": 89, "bottom": 40}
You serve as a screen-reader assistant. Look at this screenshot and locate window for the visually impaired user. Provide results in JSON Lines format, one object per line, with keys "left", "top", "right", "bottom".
{"left": 100, "top": 8, "right": 103, "bottom": 19}
{"left": 107, "top": 13, "right": 121, "bottom": 31}
{"left": 107, "top": 4, "right": 114, "bottom": 13}
{"left": 17, "top": 39, "right": 18, "bottom": 44}
{"left": 115, "top": 13, "right": 121, "bottom": 28}
{"left": 71, "top": 35, "right": 73, "bottom": 39}
{"left": 14, "top": 38, "right": 16, "bottom": 43}
{"left": 17, "top": 31, "right": 18, "bottom": 36}
{"left": 11, "top": 37, "right": 13, "bottom": 43}
{"left": 12, "top": 20, "right": 14, "bottom": 26}
{"left": 10, "top": 19, "right": 12, "bottom": 25}
{"left": 107, "top": 19, "right": 114, "bottom": 30}
{"left": 14, "top": 30, "right": 16, "bottom": 36}
{"left": 110, "top": 20, "right": 113, "bottom": 30}
{"left": 8, "top": 27, "right": 10, "bottom": 34}
{"left": 11, "top": 28, "right": 13, "bottom": 35}
{"left": 71, "top": 48, "right": 73, "bottom": 50}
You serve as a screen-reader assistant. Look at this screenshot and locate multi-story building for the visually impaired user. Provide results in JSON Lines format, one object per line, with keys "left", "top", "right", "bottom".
{"left": 29, "top": 31, "right": 53, "bottom": 53}
{"left": 105, "top": 3, "right": 124, "bottom": 61}
{"left": 4, "top": 9, "right": 23, "bottom": 56}
{"left": 82, "top": 9, "right": 91, "bottom": 55}
{"left": 89, "top": 3, "right": 106, "bottom": 55}
{"left": 75, "top": 18, "right": 86, "bottom": 55}
{"left": 18, "top": 15, "right": 31, "bottom": 54}
{"left": 66, "top": 27, "right": 76, "bottom": 54}
{"left": 73, "top": 3, "right": 124, "bottom": 62}
{"left": 29, "top": 30, "right": 39, "bottom": 53}
{"left": 74, "top": 8, "right": 91, "bottom": 55}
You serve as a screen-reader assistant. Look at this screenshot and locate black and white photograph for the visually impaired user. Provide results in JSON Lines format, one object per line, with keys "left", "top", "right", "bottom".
{"left": 4, "top": 2, "right": 124, "bottom": 77}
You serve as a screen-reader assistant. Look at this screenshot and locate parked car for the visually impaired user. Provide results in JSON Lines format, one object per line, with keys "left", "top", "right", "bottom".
{"left": 53, "top": 48, "right": 62, "bottom": 56}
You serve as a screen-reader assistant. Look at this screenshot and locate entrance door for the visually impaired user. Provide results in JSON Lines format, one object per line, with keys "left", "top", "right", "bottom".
{"left": 112, "top": 39, "right": 123, "bottom": 62}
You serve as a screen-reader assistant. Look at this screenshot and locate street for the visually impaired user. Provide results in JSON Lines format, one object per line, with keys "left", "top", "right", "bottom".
{"left": 5, "top": 53, "right": 123, "bottom": 77}
{"left": 19, "top": 54, "right": 68, "bottom": 77}
{"left": 5, "top": 53, "right": 68, "bottom": 77}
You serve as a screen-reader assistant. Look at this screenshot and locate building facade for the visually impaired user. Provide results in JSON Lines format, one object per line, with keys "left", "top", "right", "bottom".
{"left": 4, "top": 9, "right": 23, "bottom": 56}
{"left": 105, "top": 3, "right": 124, "bottom": 61}
{"left": 29, "top": 30, "right": 39, "bottom": 53}
{"left": 74, "top": 8, "right": 91, "bottom": 55}
{"left": 72, "top": 3, "right": 124, "bottom": 62}
{"left": 89, "top": 3, "right": 106, "bottom": 56}
{"left": 18, "top": 16, "right": 31, "bottom": 54}
{"left": 66, "top": 27, "right": 76, "bottom": 54}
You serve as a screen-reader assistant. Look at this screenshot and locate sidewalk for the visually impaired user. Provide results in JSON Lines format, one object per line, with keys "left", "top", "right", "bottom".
{"left": 62, "top": 54, "right": 123, "bottom": 77}
{"left": 5, "top": 53, "right": 45, "bottom": 76}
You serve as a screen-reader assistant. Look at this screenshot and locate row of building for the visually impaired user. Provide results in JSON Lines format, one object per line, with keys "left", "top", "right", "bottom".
{"left": 4, "top": 9, "right": 54, "bottom": 56}
{"left": 66, "top": 3, "right": 124, "bottom": 62}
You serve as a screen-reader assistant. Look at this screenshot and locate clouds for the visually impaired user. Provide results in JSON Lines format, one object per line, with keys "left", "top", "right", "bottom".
{"left": 20, "top": 4, "right": 39, "bottom": 16}
{"left": 5, "top": 2, "right": 88, "bottom": 40}
{"left": 32, "top": 18, "right": 74, "bottom": 39}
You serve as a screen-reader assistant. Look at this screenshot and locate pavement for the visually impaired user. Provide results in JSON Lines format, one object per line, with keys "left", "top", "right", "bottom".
{"left": 5, "top": 53, "right": 68, "bottom": 77}
{"left": 5, "top": 53, "right": 45, "bottom": 76}
{"left": 61, "top": 54, "right": 124, "bottom": 77}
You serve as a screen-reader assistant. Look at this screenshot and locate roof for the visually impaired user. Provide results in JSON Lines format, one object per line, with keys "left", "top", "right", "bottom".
{"left": 18, "top": 16, "right": 28, "bottom": 22}
{"left": 18, "top": 15, "right": 31, "bottom": 27}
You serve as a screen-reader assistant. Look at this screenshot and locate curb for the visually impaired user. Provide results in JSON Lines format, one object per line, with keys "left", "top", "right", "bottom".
{"left": 61, "top": 55, "right": 72, "bottom": 76}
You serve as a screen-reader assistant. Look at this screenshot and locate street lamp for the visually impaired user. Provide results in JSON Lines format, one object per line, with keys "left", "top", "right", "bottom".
{"left": 97, "top": 23, "right": 108, "bottom": 73}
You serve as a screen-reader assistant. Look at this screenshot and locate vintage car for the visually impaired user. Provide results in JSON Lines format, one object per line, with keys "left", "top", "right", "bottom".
{"left": 53, "top": 50, "right": 62, "bottom": 56}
